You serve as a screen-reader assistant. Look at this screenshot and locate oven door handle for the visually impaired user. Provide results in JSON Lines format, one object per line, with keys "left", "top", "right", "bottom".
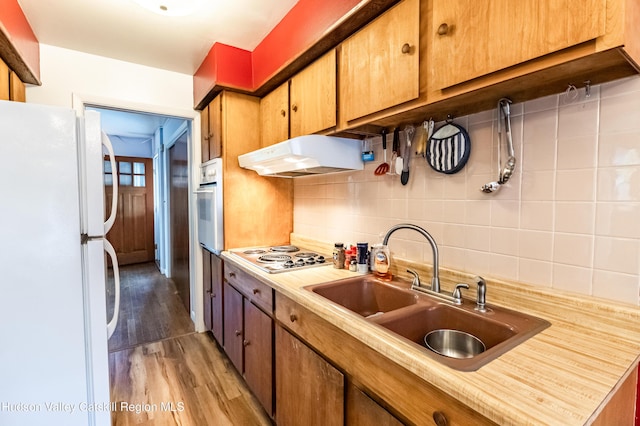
{"left": 194, "top": 186, "right": 216, "bottom": 194}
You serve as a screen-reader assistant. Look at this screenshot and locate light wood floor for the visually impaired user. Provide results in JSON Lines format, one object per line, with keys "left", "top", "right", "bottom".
{"left": 108, "top": 263, "right": 272, "bottom": 425}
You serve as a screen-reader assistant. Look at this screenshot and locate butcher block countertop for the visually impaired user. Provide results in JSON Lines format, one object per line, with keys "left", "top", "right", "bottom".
{"left": 221, "top": 235, "right": 640, "bottom": 425}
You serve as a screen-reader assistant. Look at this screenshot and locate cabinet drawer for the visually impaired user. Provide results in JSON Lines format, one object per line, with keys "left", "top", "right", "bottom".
{"left": 224, "top": 263, "right": 274, "bottom": 313}
{"left": 275, "top": 292, "right": 494, "bottom": 425}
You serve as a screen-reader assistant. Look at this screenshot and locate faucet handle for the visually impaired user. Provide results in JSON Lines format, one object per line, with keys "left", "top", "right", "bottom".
{"left": 452, "top": 283, "right": 469, "bottom": 304}
{"left": 407, "top": 269, "right": 421, "bottom": 288}
{"left": 474, "top": 276, "right": 487, "bottom": 312}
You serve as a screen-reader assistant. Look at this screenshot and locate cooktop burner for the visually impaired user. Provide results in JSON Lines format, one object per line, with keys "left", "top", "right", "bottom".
{"left": 228, "top": 245, "right": 329, "bottom": 273}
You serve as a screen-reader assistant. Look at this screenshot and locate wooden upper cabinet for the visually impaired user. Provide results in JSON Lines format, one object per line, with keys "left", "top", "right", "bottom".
{"left": 431, "top": 0, "right": 606, "bottom": 89}
{"left": 201, "top": 94, "right": 222, "bottom": 163}
{"left": 1, "top": 58, "right": 9, "bottom": 101}
{"left": 339, "top": 0, "right": 420, "bottom": 122}
{"left": 9, "top": 71, "right": 25, "bottom": 102}
{"left": 289, "top": 50, "right": 336, "bottom": 138}
{"left": 260, "top": 82, "right": 289, "bottom": 147}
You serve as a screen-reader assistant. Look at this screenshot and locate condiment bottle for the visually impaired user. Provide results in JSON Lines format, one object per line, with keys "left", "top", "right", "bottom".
{"left": 356, "top": 242, "right": 369, "bottom": 274}
{"left": 344, "top": 246, "right": 354, "bottom": 269}
{"left": 333, "top": 243, "right": 345, "bottom": 269}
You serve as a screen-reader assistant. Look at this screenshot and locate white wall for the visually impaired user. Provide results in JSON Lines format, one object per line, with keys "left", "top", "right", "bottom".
{"left": 294, "top": 75, "right": 640, "bottom": 306}
{"left": 26, "top": 44, "right": 205, "bottom": 330}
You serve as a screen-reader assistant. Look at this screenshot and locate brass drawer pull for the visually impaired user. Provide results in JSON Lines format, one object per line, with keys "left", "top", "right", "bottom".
{"left": 289, "top": 314, "right": 297, "bottom": 323}
{"left": 433, "top": 411, "right": 448, "bottom": 426}
{"left": 243, "top": 340, "right": 250, "bottom": 347}
{"left": 252, "top": 288, "right": 260, "bottom": 295}
{"left": 401, "top": 43, "right": 411, "bottom": 54}
{"left": 437, "top": 23, "right": 449, "bottom": 36}
{"left": 235, "top": 330, "right": 241, "bottom": 336}
{"left": 229, "top": 272, "right": 236, "bottom": 278}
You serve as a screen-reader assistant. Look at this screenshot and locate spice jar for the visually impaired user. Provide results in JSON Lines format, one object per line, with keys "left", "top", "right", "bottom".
{"left": 333, "top": 243, "right": 345, "bottom": 269}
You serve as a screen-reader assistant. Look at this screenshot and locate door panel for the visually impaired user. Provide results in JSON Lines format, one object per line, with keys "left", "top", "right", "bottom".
{"left": 169, "top": 134, "right": 190, "bottom": 312}
{"left": 105, "top": 156, "right": 154, "bottom": 265}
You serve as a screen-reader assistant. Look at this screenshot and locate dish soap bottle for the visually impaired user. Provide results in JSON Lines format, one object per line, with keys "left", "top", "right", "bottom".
{"left": 373, "top": 245, "right": 392, "bottom": 281}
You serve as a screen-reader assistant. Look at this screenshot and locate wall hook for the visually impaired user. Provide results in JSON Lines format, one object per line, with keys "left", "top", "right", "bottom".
{"left": 584, "top": 80, "right": 592, "bottom": 98}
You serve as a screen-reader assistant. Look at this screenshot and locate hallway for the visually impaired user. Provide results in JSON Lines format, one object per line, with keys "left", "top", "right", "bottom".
{"left": 108, "top": 263, "right": 271, "bottom": 425}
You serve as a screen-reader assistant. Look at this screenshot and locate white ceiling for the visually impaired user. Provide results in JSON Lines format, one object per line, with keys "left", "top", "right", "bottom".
{"left": 17, "top": 0, "right": 300, "bottom": 75}
{"left": 18, "top": 0, "right": 300, "bottom": 141}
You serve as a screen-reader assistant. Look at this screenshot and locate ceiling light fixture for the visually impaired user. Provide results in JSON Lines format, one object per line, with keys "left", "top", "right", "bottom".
{"left": 131, "top": 0, "right": 204, "bottom": 17}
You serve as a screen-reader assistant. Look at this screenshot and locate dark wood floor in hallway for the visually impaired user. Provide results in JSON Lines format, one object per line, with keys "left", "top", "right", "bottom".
{"left": 108, "top": 263, "right": 271, "bottom": 426}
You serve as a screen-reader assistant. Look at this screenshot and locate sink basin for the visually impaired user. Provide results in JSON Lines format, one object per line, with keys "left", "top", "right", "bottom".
{"left": 305, "top": 276, "right": 418, "bottom": 317}
{"left": 305, "top": 276, "right": 550, "bottom": 371}
{"left": 369, "top": 303, "right": 550, "bottom": 371}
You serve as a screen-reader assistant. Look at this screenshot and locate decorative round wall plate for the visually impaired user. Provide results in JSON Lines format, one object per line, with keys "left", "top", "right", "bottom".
{"left": 426, "top": 122, "right": 471, "bottom": 174}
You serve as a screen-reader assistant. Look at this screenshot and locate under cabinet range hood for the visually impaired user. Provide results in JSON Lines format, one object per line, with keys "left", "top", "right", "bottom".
{"left": 238, "top": 135, "right": 364, "bottom": 177}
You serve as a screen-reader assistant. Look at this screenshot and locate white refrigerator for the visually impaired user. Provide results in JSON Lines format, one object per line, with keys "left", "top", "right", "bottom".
{"left": 0, "top": 100, "right": 121, "bottom": 426}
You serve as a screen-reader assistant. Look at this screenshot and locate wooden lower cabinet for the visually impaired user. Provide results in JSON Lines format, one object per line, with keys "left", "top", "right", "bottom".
{"left": 202, "top": 248, "right": 223, "bottom": 343}
{"left": 223, "top": 282, "right": 244, "bottom": 373}
{"left": 346, "top": 383, "right": 403, "bottom": 426}
{"left": 222, "top": 263, "right": 274, "bottom": 417}
{"left": 244, "top": 301, "right": 273, "bottom": 414}
{"left": 275, "top": 325, "right": 344, "bottom": 426}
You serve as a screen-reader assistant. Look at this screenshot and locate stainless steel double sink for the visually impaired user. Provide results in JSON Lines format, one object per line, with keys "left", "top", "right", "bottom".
{"left": 305, "top": 276, "right": 550, "bottom": 371}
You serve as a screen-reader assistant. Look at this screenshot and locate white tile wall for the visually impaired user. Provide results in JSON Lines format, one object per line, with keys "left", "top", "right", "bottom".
{"left": 293, "top": 76, "right": 640, "bottom": 305}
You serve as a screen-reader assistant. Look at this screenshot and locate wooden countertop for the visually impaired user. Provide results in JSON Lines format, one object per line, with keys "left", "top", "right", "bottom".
{"left": 221, "top": 239, "right": 640, "bottom": 425}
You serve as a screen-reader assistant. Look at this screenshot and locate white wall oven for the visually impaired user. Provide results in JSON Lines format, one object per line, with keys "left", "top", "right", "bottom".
{"left": 196, "top": 158, "right": 223, "bottom": 253}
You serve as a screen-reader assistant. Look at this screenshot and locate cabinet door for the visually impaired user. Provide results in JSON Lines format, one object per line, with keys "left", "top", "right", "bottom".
{"left": 290, "top": 50, "right": 336, "bottom": 138}
{"left": 1, "top": 58, "right": 9, "bottom": 101}
{"left": 275, "top": 325, "right": 344, "bottom": 426}
{"left": 208, "top": 94, "right": 222, "bottom": 158}
{"left": 202, "top": 249, "right": 213, "bottom": 331}
{"left": 223, "top": 281, "right": 244, "bottom": 373}
{"left": 260, "top": 82, "right": 289, "bottom": 147}
{"left": 200, "top": 105, "right": 210, "bottom": 162}
{"left": 431, "top": 0, "right": 606, "bottom": 89}
{"left": 210, "top": 253, "right": 223, "bottom": 344}
{"left": 340, "top": 0, "right": 420, "bottom": 122}
{"left": 244, "top": 302, "right": 273, "bottom": 416}
{"left": 346, "top": 383, "right": 402, "bottom": 426}
{"left": 9, "top": 71, "right": 25, "bottom": 102}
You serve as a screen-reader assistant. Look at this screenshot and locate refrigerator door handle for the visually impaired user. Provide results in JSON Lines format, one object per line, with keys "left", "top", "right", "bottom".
{"left": 103, "top": 132, "right": 119, "bottom": 234}
{"left": 104, "top": 238, "right": 121, "bottom": 339}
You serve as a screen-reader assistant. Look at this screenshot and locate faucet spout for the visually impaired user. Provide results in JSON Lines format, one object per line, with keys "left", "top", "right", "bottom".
{"left": 382, "top": 223, "right": 440, "bottom": 293}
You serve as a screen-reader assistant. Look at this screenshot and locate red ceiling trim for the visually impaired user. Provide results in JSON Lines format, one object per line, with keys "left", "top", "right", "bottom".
{"left": 193, "top": 0, "right": 361, "bottom": 108}
{"left": 0, "top": 0, "right": 40, "bottom": 83}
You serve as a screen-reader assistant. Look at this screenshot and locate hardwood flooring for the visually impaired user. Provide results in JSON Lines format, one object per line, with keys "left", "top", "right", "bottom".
{"left": 107, "top": 262, "right": 195, "bottom": 353}
{"left": 108, "top": 263, "right": 271, "bottom": 425}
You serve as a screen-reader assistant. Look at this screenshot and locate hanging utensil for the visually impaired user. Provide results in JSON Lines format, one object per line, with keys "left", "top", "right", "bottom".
{"left": 401, "top": 125, "right": 415, "bottom": 185}
{"left": 415, "top": 118, "right": 433, "bottom": 157}
{"left": 481, "top": 98, "right": 516, "bottom": 193}
{"left": 374, "top": 129, "right": 390, "bottom": 176}
{"left": 388, "top": 128, "right": 400, "bottom": 175}
{"left": 426, "top": 116, "right": 471, "bottom": 174}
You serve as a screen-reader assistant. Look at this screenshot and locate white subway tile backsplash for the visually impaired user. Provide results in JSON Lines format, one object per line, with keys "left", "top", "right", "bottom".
{"left": 553, "top": 233, "right": 593, "bottom": 268}
{"left": 293, "top": 76, "right": 640, "bottom": 305}
{"left": 598, "top": 131, "right": 640, "bottom": 167}
{"left": 554, "top": 202, "right": 595, "bottom": 235}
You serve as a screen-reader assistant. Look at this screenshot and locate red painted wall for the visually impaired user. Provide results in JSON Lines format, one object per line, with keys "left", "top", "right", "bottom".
{"left": 0, "top": 0, "right": 40, "bottom": 82}
{"left": 193, "top": 43, "right": 252, "bottom": 105}
{"left": 193, "top": 0, "right": 361, "bottom": 107}
{"left": 251, "top": 0, "right": 361, "bottom": 88}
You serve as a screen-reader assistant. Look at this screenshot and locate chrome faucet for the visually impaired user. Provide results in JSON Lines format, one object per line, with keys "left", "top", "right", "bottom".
{"left": 382, "top": 223, "right": 440, "bottom": 293}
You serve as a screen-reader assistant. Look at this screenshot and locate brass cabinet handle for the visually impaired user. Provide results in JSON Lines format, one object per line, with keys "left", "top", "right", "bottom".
{"left": 289, "top": 314, "right": 297, "bottom": 323}
{"left": 280, "top": 109, "right": 286, "bottom": 117}
{"left": 292, "top": 104, "right": 298, "bottom": 112}
{"left": 211, "top": 293, "right": 216, "bottom": 298}
{"left": 229, "top": 272, "right": 236, "bottom": 278}
{"left": 203, "top": 135, "right": 210, "bottom": 141}
{"left": 433, "top": 411, "right": 448, "bottom": 426}
{"left": 437, "top": 23, "right": 449, "bottom": 36}
{"left": 243, "top": 340, "right": 250, "bottom": 347}
{"left": 401, "top": 43, "right": 411, "bottom": 54}
{"left": 252, "top": 288, "right": 260, "bottom": 295}
{"left": 235, "top": 330, "right": 241, "bottom": 336}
